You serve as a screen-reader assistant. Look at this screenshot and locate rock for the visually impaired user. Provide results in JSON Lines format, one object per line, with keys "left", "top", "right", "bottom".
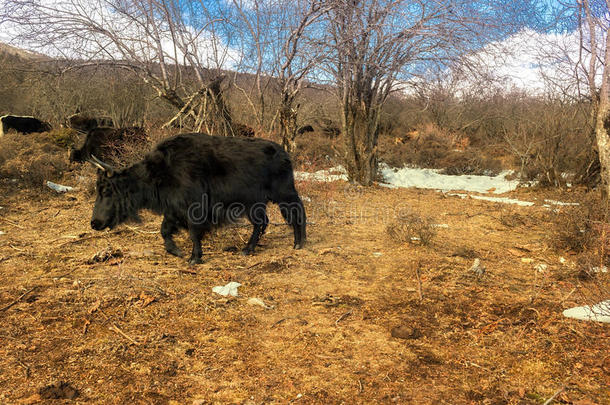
{"left": 45, "top": 181, "right": 74, "bottom": 193}
{"left": 247, "top": 297, "right": 274, "bottom": 309}
{"left": 469, "top": 258, "right": 485, "bottom": 277}
{"left": 534, "top": 263, "right": 547, "bottom": 273}
{"left": 212, "top": 282, "right": 241, "bottom": 297}
{"left": 391, "top": 325, "right": 423, "bottom": 340}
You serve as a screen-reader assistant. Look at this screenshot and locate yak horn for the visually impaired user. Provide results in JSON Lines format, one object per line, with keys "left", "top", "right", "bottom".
{"left": 88, "top": 155, "right": 115, "bottom": 175}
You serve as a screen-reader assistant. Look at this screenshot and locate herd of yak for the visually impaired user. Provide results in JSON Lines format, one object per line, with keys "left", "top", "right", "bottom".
{"left": 0, "top": 113, "right": 307, "bottom": 265}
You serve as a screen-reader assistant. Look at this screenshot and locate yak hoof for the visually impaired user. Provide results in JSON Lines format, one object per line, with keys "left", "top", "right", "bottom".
{"left": 166, "top": 246, "right": 184, "bottom": 257}
{"left": 241, "top": 247, "right": 255, "bottom": 256}
{"left": 188, "top": 257, "right": 203, "bottom": 265}
{"left": 294, "top": 243, "right": 304, "bottom": 250}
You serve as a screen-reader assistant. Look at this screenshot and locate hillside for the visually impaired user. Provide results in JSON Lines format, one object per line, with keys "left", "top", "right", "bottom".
{"left": 0, "top": 41, "right": 48, "bottom": 60}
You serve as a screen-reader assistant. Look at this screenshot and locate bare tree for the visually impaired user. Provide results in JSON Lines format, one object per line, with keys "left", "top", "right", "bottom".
{"left": 229, "top": 0, "right": 327, "bottom": 152}
{"left": 0, "top": 0, "right": 237, "bottom": 134}
{"left": 577, "top": 0, "right": 610, "bottom": 198}
{"left": 322, "top": 0, "right": 542, "bottom": 185}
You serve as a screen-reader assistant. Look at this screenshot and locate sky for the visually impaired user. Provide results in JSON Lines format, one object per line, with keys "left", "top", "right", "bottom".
{"left": 0, "top": 0, "right": 599, "bottom": 95}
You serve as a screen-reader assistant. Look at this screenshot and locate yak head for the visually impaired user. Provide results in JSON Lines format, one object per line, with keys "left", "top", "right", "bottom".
{"left": 88, "top": 156, "right": 141, "bottom": 230}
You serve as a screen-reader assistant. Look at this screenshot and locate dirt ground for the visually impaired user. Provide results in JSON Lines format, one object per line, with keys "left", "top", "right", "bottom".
{"left": 0, "top": 176, "right": 608, "bottom": 404}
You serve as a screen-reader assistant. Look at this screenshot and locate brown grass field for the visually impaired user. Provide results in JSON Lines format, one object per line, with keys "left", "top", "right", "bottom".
{"left": 0, "top": 175, "right": 608, "bottom": 404}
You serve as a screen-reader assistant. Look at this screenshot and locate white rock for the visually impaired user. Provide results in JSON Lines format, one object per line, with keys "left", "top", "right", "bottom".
{"left": 534, "top": 263, "right": 548, "bottom": 273}
{"left": 46, "top": 181, "right": 74, "bottom": 193}
{"left": 212, "top": 282, "right": 241, "bottom": 297}
{"left": 247, "top": 297, "right": 274, "bottom": 309}
{"left": 563, "top": 301, "right": 610, "bottom": 323}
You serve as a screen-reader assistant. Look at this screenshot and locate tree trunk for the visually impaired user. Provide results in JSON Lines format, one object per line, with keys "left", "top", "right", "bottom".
{"left": 342, "top": 102, "right": 379, "bottom": 186}
{"left": 279, "top": 102, "right": 298, "bottom": 154}
{"left": 595, "top": 108, "right": 610, "bottom": 199}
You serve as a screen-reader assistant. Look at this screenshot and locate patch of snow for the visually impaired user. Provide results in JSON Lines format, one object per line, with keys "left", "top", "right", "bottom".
{"left": 448, "top": 193, "right": 534, "bottom": 207}
{"left": 591, "top": 266, "right": 608, "bottom": 274}
{"left": 294, "top": 166, "right": 347, "bottom": 182}
{"left": 0, "top": 231, "right": 5, "bottom": 235}
{"left": 563, "top": 301, "right": 610, "bottom": 323}
{"left": 544, "top": 199, "right": 579, "bottom": 206}
{"left": 379, "top": 165, "right": 519, "bottom": 194}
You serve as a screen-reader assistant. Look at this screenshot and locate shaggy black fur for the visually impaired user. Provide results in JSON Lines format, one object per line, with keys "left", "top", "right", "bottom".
{"left": 67, "top": 114, "right": 114, "bottom": 132}
{"left": 90, "top": 133, "right": 306, "bottom": 264}
{"left": 70, "top": 127, "right": 148, "bottom": 164}
{"left": 0, "top": 115, "right": 51, "bottom": 136}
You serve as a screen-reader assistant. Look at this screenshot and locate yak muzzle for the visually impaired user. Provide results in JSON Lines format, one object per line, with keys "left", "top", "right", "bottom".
{"left": 91, "top": 219, "right": 105, "bottom": 230}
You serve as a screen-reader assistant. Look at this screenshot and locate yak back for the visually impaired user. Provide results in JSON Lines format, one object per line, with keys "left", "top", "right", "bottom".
{"left": 136, "top": 133, "right": 294, "bottom": 217}
{"left": 70, "top": 127, "right": 148, "bottom": 164}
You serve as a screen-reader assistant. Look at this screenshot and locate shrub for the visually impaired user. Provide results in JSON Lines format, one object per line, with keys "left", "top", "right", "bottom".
{"left": 386, "top": 212, "right": 437, "bottom": 246}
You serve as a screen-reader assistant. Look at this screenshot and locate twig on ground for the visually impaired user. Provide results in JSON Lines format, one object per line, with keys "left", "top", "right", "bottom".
{"left": 110, "top": 323, "right": 139, "bottom": 345}
{"left": 560, "top": 288, "right": 577, "bottom": 304}
{"left": 335, "top": 309, "right": 353, "bottom": 325}
{"left": 415, "top": 262, "right": 424, "bottom": 301}
{"left": 16, "top": 359, "right": 30, "bottom": 378}
{"left": 59, "top": 229, "right": 130, "bottom": 246}
{"left": 179, "top": 268, "right": 197, "bottom": 275}
{"left": 126, "top": 225, "right": 158, "bottom": 234}
{"left": 0, "top": 219, "right": 25, "bottom": 229}
{"left": 542, "top": 386, "right": 565, "bottom": 405}
{"left": 0, "top": 286, "right": 38, "bottom": 312}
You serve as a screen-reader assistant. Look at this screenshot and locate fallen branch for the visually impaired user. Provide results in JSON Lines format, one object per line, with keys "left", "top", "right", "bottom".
{"left": 0, "top": 286, "right": 38, "bottom": 312}
{"left": 415, "top": 262, "right": 423, "bottom": 301}
{"left": 58, "top": 229, "right": 130, "bottom": 246}
{"left": 109, "top": 323, "right": 139, "bottom": 345}
{"left": 0, "top": 218, "right": 25, "bottom": 229}
{"left": 335, "top": 309, "right": 353, "bottom": 325}
{"left": 542, "top": 386, "right": 565, "bottom": 405}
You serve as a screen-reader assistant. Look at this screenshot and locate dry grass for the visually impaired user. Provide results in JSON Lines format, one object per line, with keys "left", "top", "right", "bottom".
{"left": 0, "top": 130, "right": 75, "bottom": 186}
{"left": 0, "top": 176, "right": 609, "bottom": 404}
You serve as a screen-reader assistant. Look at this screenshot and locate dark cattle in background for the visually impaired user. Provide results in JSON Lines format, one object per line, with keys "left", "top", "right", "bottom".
{"left": 67, "top": 114, "right": 114, "bottom": 132}
{"left": 297, "top": 125, "right": 314, "bottom": 135}
{"left": 232, "top": 123, "right": 255, "bottom": 138}
{"left": 69, "top": 127, "right": 148, "bottom": 164}
{"left": 0, "top": 115, "right": 52, "bottom": 137}
{"left": 88, "top": 133, "right": 306, "bottom": 265}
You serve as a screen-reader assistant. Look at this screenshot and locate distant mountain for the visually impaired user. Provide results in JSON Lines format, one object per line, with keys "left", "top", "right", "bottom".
{"left": 0, "top": 42, "right": 48, "bottom": 60}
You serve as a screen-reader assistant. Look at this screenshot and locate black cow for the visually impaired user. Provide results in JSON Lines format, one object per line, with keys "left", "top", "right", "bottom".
{"left": 0, "top": 115, "right": 51, "bottom": 137}
{"left": 88, "top": 133, "right": 306, "bottom": 265}
{"left": 70, "top": 127, "right": 148, "bottom": 164}
{"left": 297, "top": 125, "right": 314, "bottom": 135}
{"left": 67, "top": 114, "right": 114, "bottom": 132}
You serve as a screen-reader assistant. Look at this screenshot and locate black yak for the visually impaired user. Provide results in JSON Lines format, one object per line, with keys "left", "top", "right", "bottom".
{"left": 0, "top": 115, "right": 51, "bottom": 137}
{"left": 88, "top": 133, "right": 306, "bottom": 265}
{"left": 67, "top": 113, "right": 114, "bottom": 132}
{"left": 70, "top": 127, "right": 148, "bottom": 164}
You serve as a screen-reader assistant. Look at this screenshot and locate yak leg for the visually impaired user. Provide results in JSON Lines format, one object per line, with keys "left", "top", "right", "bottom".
{"left": 161, "top": 216, "right": 182, "bottom": 257}
{"left": 242, "top": 206, "right": 269, "bottom": 256}
{"left": 278, "top": 194, "right": 306, "bottom": 249}
{"left": 188, "top": 225, "right": 207, "bottom": 265}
